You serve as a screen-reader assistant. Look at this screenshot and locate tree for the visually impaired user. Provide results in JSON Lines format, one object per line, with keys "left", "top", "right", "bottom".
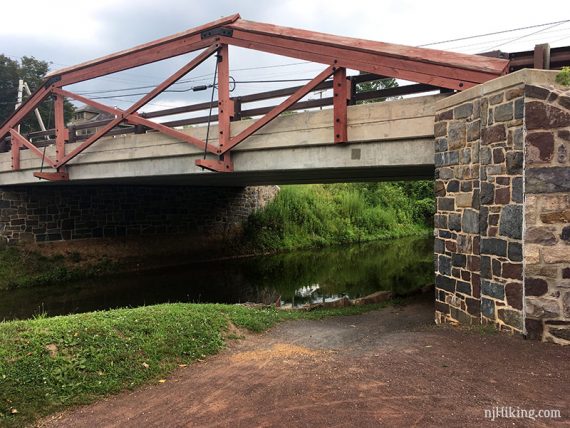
{"left": 0, "top": 55, "right": 74, "bottom": 133}
{"left": 355, "top": 76, "right": 399, "bottom": 104}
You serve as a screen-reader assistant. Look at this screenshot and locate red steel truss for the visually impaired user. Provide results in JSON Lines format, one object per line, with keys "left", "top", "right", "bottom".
{"left": 0, "top": 13, "right": 510, "bottom": 180}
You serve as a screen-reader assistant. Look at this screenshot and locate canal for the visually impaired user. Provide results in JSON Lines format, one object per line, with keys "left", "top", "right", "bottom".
{"left": 0, "top": 236, "right": 433, "bottom": 320}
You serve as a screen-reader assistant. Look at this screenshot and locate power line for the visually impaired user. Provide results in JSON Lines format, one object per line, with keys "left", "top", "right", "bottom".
{"left": 418, "top": 19, "right": 570, "bottom": 47}
{"left": 486, "top": 21, "right": 567, "bottom": 50}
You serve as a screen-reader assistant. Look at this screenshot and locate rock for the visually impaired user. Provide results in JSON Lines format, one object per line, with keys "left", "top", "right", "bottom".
{"left": 481, "top": 238, "right": 507, "bottom": 257}
{"left": 499, "top": 205, "right": 523, "bottom": 240}
{"left": 525, "top": 297, "right": 560, "bottom": 318}
{"left": 525, "top": 227, "right": 557, "bottom": 245}
{"left": 525, "top": 318, "right": 543, "bottom": 340}
{"left": 352, "top": 291, "right": 392, "bottom": 305}
{"left": 462, "top": 209, "right": 479, "bottom": 234}
{"left": 481, "top": 279, "right": 505, "bottom": 299}
{"left": 505, "top": 282, "right": 523, "bottom": 310}
{"left": 542, "top": 246, "right": 570, "bottom": 264}
{"left": 481, "top": 298, "right": 495, "bottom": 318}
{"left": 524, "top": 85, "right": 550, "bottom": 100}
{"left": 481, "top": 124, "right": 506, "bottom": 145}
{"left": 526, "top": 101, "right": 570, "bottom": 130}
{"left": 498, "top": 308, "right": 523, "bottom": 330}
{"left": 526, "top": 132, "right": 554, "bottom": 162}
{"left": 525, "top": 277, "right": 548, "bottom": 296}
{"left": 307, "top": 296, "right": 352, "bottom": 311}
{"left": 454, "top": 103, "right": 473, "bottom": 119}
{"left": 494, "top": 103, "right": 513, "bottom": 122}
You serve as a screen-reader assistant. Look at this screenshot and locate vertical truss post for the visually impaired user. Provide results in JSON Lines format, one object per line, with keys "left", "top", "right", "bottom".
{"left": 196, "top": 44, "right": 235, "bottom": 172}
{"left": 217, "top": 44, "right": 234, "bottom": 152}
{"left": 54, "top": 94, "right": 68, "bottom": 164}
{"left": 333, "top": 67, "right": 349, "bottom": 143}
{"left": 10, "top": 136, "right": 20, "bottom": 171}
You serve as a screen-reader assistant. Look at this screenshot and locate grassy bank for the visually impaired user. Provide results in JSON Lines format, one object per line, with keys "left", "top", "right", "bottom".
{"left": 243, "top": 182, "right": 434, "bottom": 251}
{"left": 0, "top": 246, "right": 115, "bottom": 290}
{"left": 0, "top": 302, "right": 393, "bottom": 427}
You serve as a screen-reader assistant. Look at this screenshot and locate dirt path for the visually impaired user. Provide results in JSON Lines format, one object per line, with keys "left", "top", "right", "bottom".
{"left": 41, "top": 296, "right": 569, "bottom": 427}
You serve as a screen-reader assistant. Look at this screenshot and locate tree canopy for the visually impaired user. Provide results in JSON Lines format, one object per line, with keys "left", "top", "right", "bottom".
{"left": 0, "top": 55, "right": 74, "bottom": 133}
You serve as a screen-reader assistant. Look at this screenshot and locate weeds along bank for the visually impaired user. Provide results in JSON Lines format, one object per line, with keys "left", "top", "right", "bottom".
{"left": 243, "top": 182, "right": 434, "bottom": 251}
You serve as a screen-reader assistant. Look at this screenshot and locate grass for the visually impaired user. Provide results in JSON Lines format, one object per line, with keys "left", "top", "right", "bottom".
{"left": 0, "top": 245, "right": 116, "bottom": 290}
{"left": 243, "top": 182, "right": 434, "bottom": 251}
{"left": 0, "top": 301, "right": 394, "bottom": 427}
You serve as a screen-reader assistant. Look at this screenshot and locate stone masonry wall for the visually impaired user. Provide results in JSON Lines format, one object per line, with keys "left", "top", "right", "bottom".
{"left": 435, "top": 70, "right": 570, "bottom": 344}
{"left": 523, "top": 85, "right": 570, "bottom": 344}
{"left": 0, "top": 185, "right": 278, "bottom": 244}
{"left": 434, "top": 83, "right": 525, "bottom": 333}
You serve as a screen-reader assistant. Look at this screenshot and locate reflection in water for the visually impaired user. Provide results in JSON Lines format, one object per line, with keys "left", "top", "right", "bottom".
{"left": 0, "top": 236, "right": 433, "bottom": 321}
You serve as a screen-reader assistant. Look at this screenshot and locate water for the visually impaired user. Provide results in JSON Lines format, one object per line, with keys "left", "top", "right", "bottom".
{"left": 0, "top": 236, "right": 433, "bottom": 321}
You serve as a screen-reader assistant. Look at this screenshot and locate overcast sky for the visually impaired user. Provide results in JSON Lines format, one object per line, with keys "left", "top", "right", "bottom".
{"left": 1, "top": 0, "right": 569, "bottom": 113}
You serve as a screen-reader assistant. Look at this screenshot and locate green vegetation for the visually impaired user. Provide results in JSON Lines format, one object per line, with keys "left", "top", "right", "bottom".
{"left": 0, "top": 301, "right": 393, "bottom": 427}
{"left": 0, "top": 246, "right": 115, "bottom": 290}
{"left": 555, "top": 66, "right": 570, "bottom": 86}
{"left": 0, "top": 55, "right": 74, "bottom": 133}
{"left": 243, "top": 182, "right": 434, "bottom": 251}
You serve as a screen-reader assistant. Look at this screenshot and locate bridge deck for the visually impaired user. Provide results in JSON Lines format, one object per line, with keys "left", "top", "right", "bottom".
{"left": 0, "top": 94, "right": 446, "bottom": 186}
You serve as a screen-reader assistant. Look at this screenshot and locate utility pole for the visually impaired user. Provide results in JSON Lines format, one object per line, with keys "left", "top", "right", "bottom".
{"left": 15, "top": 80, "right": 47, "bottom": 133}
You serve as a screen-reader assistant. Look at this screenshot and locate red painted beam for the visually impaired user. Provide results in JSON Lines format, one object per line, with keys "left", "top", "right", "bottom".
{"left": 53, "top": 44, "right": 219, "bottom": 167}
{"left": 47, "top": 14, "right": 240, "bottom": 86}
{"left": 333, "top": 68, "right": 349, "bottom": 144}
{"left": 9, "top": 129, "right": 57, "bottom": 168}
{"left": 219, "top": 65, "right": 336, "bottom": 154}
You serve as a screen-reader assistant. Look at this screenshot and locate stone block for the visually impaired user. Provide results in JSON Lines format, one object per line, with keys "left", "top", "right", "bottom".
{"left": 454, "top": 103, "right": 473, "bottom": 119}
{"left": 456, "top": 193, "right": 473, "bottom": 208}
{"left": 434, "top": 122, "right": 447, "bottom": 138}
{"left": 525, "top": 85, "right": 549, "bottom": 100}
{"left": 498, "top": 205, "right": 522, "bottom": 240}
{"left": 481, "top": 124, "right": 506, "bottom": 145}
{"left": 498, "top": 308, "right": 523, "bottom": 330}
{"left": 435, "top": 137, "right": 448, "bottom": 152}
{"left": 540, "top": 209, "right": 570, "bottom": 224}
{"left": 505, "top": 282, "right": 523, "bottom": 310}
{"left": 436, "top": 109, "right": 453, "bottom": 121}
{"left": 462, "top": 209, "right": 479, "bottom": 234}
{"left": 542, "top": 246, "right": 570, "bottom": 264}
{"left": 481, "top": 298, "right": 495, "bottom": 318}
{"left": 480, "top": 182, "right": 494, "bottom": 205}
{"left": 525, "top": 277, "right": 548, "bottom": 296}
{"left": 527, "top": 132, "right": 554, "bottom": 163}
{"left": 448, "top": 121, "right": 467, "bottom": 149}
{"left": 525, "top": 297, "right": 560, "bottom": 319}
{"left": 525, "top": 245, "right": 541, "bottom": 264}
{"left": 526, "top": 101, "right": 570, "bottom": 130}
{"left": 449, "top": 213, "right": 461, "bottom": 231}
{"left": 506, "top": 87, "right": 523, "bottom": 101}
{"left": 438, "top": 255, "right": 452, "bottom": 275}
{"left": 502, "top": 263, "right": 522, "bottom": 280}
{"left": 526, "top": 168, "right": 570, "bottom": 194}
{"left": 514, "top": 98, "right": 524, "bottom": 120}
{"left": 525, "top": 318, "right": 543, "bottom": 340}
{"left": 481, "top": 279, "right": 505, "bottom": 299}
{"left": 437, "top": 197, "right": 455, "bottom": 212}
{"left": 506, "top": 151, "right": 523, "bottom": 175}
{"left": 466, "top": 120, "right": 481, "bottom": 141}
{"left": 481, "top": 237, "right": 508, "bottom": 257}
{"left": 512, "top": 177, "right": 523, "bottom": 203}
{"left": 525, "top": 226, "right": 557, "bottom": 245}
{"left": 436, "top": 274, "right": 456, "bottom": 292}
{"left": 494, "top": 102, "right": 513, "bottom": 122}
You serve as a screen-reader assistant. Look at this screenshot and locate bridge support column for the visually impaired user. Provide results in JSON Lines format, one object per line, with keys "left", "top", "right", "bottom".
{"left": 434, "top": 69, "right": 570, "bottom": 344}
